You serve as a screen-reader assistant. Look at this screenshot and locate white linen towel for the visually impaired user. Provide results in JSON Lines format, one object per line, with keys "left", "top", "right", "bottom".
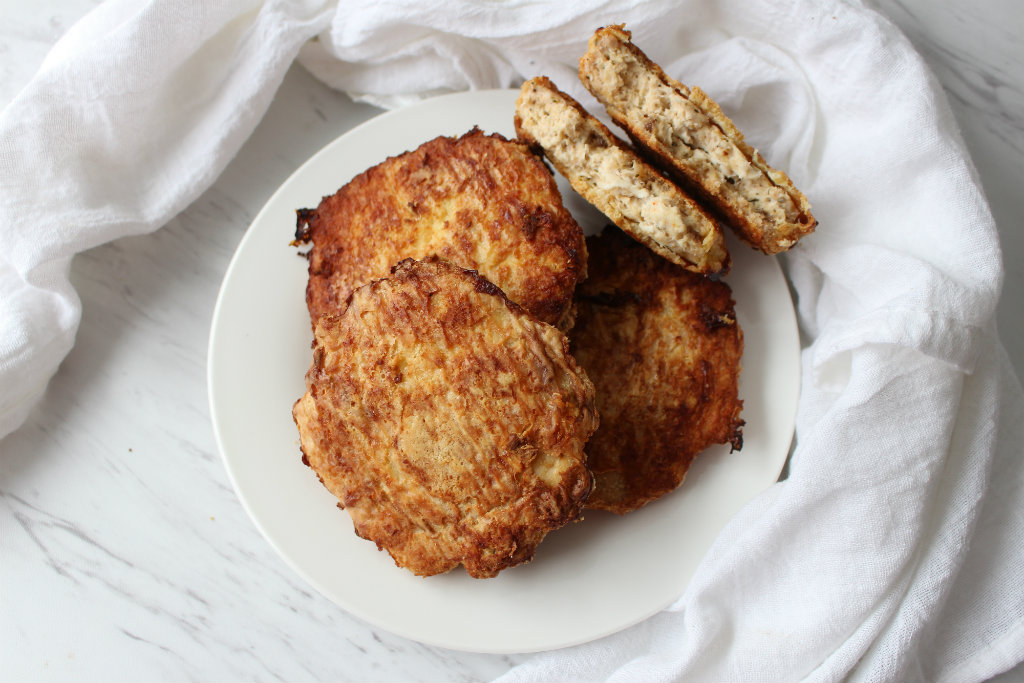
{"left": 2, "top": 1, "right": 1022, "bottom": 681}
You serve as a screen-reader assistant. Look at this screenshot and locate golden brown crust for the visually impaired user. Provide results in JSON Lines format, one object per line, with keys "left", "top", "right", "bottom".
{"left": 513, "top": 76, "right": 730, "bottom": 276}
{"left": 295, "top": 127, "right": 587, "bottom": 330}
{"left": 579, "top": 25, "right": 816, "bottom": 254}
{"left": 570, "top": 229, "right": 744, "bottom": 514}
{"left": 292, "top": 257, "right": 598, "bottom": 578}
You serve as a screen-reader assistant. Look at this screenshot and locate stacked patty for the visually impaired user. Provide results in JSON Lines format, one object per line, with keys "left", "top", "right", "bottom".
{"left": 292, "top": 23, "right": 814, "bottom": 577}
{"left": 294, "top": 128, "right": 586, "bottom": 331}
{"left": 570, "top": 230, "right": 744, "bottom": 514}
{"left": 293, "top": 130, "right": 595, "bottom": 578}
{"left": 293, "top": 258, "right": 597, "bottom": 578}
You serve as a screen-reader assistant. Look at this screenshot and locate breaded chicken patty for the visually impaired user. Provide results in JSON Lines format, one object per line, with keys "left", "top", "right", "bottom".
{"left": 294, "top": 128, "right": 586, "bottom": 330}
{"left": 579, "top": 25, "right": 816, "bottom": 254}
{"left": 514, "top": 76, "right": 730, "bottom": 276}
{"left": 292, "top": 257, "right": 598, "bottom": 578}
{"left": 570, "top": 229, "right": 744, "bottom": 514}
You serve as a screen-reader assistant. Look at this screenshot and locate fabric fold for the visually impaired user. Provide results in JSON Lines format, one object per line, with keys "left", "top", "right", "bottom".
{"left": 0, "top": 0, "right": 335, "bottom": 438}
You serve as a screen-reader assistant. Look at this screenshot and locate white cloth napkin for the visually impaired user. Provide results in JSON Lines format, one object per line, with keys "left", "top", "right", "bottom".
{"left": 3, "top": 0, "right": 1023, "bottom": 681}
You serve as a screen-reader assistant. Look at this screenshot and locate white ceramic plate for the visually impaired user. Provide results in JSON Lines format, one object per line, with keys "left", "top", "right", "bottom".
{"left": 208, "top": 89, "right": 801, "bottom": 654}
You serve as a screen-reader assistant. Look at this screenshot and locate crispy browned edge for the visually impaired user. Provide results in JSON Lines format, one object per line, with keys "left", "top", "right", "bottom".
{"left": 293, "top": 127, "right": 587, "bottom": 330}
{"left": 514, "top": 75, "right": 731, "bottom": 276}
{"left": 571, "top": 229, "right": 744, "bottom": 514}
{"left": 579, "top": 24, "right": 817, "bottom": 254}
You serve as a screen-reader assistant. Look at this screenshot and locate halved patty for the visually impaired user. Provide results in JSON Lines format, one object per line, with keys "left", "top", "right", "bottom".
{"left": 579, "top": 25, "right": 816, "bottom": 254}
{"left": 514, "top": 76, "right": 730, "bottom": 276}
{"left": 292, "top": 257, "right": 598, "bottom": 578}
{"left": 570, "top": 229, "right": 744, "bottom": 514}
{"left": 294, "top": 127, "right": 586, "bottom": 330}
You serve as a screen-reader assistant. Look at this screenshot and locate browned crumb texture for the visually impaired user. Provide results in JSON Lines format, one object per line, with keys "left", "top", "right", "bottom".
{"left": 292, "top": 257, "right": 598, "bottom": 578}
{"left": 579, "top": 24, "right": 816, "bottom": 254}
{"left": 513, "top": 76, "right": 730, "bottom": 276}
{"left": 570, "top": 229, "right": 744, "bottom": 514}
{"left": 294, "top": 127, "right": 586, "bottom": 330}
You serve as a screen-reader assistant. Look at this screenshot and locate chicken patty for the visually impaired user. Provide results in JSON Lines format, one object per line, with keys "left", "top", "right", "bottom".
{"left": 292, "top": 257, "right": 598, "bottom": 577}
{"left": 294, "top": 127, "right": 586, "bottom": 330}
{"left": 514, "top": 76, "right": 729, "bottom": 276}
{"left": 579, "top": 25, "right": 816, "bottom": 254}
{"left": 570, "top": 229, "right": 744, "bottom": 514}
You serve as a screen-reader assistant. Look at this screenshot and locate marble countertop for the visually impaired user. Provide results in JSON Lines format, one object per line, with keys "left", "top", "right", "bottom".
{"left": 2, "top": 1, "right": 1022, "bottom": 681}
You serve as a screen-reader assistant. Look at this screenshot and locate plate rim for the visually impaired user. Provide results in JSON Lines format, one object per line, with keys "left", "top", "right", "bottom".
{"left": 207, "top": 88, "right": 801, "bottom": 654}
